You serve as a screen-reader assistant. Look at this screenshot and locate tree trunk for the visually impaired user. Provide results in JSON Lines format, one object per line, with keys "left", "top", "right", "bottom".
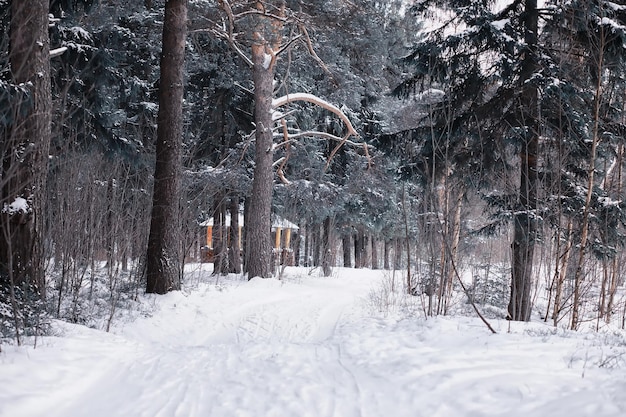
{"left": 312, "top": 223, "right": 321, "bottom": 266}
{"left": 342, "top": 234, "right": 352, "bottom": 267}
{"left": 508, "top": 0, "right": 539, "bottom": 321}
{"left": 394, "top": 237, "right": 403, "bottom": 269}
{"left": 228, "top": 195, "right": 241, "bottom": 273}
{"left": 605, "top": 144, "right": 623, "bottom": 324}
{"left": 244, "top": 1, "right": 284, "bottom": 279}
{"left": 105, "top": 178, "right": 115, "bottom": 273}
{"left": 552, "top": 218, "right": 573, "bottom": 326}
{"left": 0, "top": 0, "right": 52, "bottom": 297}
{"left": 354, "top": 229, "right": 366, "bottom": 269}
{"left": 293, "top": 229, "right": 301, "bottom": 266}
{"left": 303, "top": 223, "right": 310, "bottom": 267}
{"left": 570, "top": 17, "right": 605, "bottom": 330}
{"left": 146, "top": 0, "right": 187, "bottom": 294}
{"left": 322, "top": 217, "right": 333, "bottom": 276}
{"left": 384, "top": 239, "right": 391, "bottom": 270}
{"left": 442, "top": 187, "right": 463, "bottom": 314}
{"left": 605, "top": 255, "right": 620, "bottom": 324}
{"left": 213, "top": 194, "right": 228, "bottom": 275}
{"left": 371, "top": 235, "right": 379, "bottom": 270}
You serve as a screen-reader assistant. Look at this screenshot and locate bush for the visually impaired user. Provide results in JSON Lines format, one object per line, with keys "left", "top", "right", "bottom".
{"left": 0, "top": 283, "right": 50, "bottom": 341}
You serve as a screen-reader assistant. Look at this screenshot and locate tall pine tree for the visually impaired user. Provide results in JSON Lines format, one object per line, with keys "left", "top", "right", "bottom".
{"left": 146, "top": 0, "right": 188, "bottom": 294}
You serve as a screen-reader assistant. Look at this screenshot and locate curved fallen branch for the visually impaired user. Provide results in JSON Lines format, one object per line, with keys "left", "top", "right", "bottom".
{"left": 272, "top": 92, "right": 371, "bottom": 173}
{"left": 272, "top": 93, "right": 359, "bottom": 138}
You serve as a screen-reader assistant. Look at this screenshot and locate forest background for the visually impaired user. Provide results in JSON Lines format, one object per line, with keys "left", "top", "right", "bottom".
{"left": 2, "top": 0, "right": 626, "bottom": 342}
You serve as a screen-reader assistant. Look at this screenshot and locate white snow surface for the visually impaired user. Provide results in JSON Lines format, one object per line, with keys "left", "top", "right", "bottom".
{"left": 2, "top": 266, "right": 626, "bottom": 417}
{"left": 3, "top": 197, "right": 29, "bottom": 215}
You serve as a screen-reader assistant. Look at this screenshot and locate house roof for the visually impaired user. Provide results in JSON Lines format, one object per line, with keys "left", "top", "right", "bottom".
{"left": 199, "top": 214, "right": 299, "bottom": 231}
{"left": 199, "top": 214, "right": 244, "bottom": 228}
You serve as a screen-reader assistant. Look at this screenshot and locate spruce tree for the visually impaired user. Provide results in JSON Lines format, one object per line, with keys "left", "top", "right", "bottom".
{"left": 391, "top": 1, "right": 547, "bottom": 320}
{"left": 393, "top": 0, "right": 626, "bottom": 321}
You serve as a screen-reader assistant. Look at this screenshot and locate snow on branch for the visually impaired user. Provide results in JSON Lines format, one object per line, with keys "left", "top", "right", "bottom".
{"left": 50, "top": 46, "right": 67, "bottom": 58}
{"left": 272, "top": 93, "right": 370, "bottom": 172}
{"left": 272, "top": 93, "right": 358, "bottom": 138}
{"left": 275, "top": 131, "right": 362, "bottom": 147}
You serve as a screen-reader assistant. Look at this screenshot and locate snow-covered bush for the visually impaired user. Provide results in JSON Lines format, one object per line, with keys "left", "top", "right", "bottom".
{"left": 0, "top": 283, "right": 50, "bottom": 341}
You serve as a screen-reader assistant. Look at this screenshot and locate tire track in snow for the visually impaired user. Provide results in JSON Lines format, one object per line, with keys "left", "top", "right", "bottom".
{"left": 9, "top": 275, "right": 381, "bottom": 417}
{"left": 9, "top": 271, "right": 624, "bottom": 417}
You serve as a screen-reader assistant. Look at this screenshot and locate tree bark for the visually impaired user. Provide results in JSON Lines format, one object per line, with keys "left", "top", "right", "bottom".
{"left": 312, "top": 223, "right": 321, "bottom": 267}
{"left": 552, "top": 218, "right": 573, "bottom": 325}
{"left": 605, "top": 145, "right": 623, "bottom": 324}
{"left": 570, "top": 15, "right": 605, "bottom": 330}
{"left": 384, "top": 239, "right": 391, "bottom": 270}
{"left": 228, "top": 195, "right": 242, "bottom": 273}
{"left": 302, "top": 223, "right": 309, "bottom": 267}
{"left": 394, "top": 237, "right": 403, "bottom": 269}
{"left": 353, "top": 232, "right": 361, "bottom": 268}
{"left": 293, "top": 229, "right": 301, "bottom": 266}
{"left": 371, "top": 235, "right": 379, "bottom": 270}
{"left": 322, "top": 217, "right": 333, "bottom": 276}
{"left": 244, "top": 1, "right": 284, "bottom": 279}
{"left": 212, "top": 193, "right": 228, "bottom": 275}
{"left": 508, "top": 0, "right": 539, "bottom": 321}
{"left": 342, "top": 234, "right": 352, "bottom": 267}
{"left": 354, "top": 229, "right": 366, "bottom": 269}
{"left": 146, "top": 0, "right": 187, "bottom": 294}
{"left": 0, "top": 0, "right": 52, "bottom": 296}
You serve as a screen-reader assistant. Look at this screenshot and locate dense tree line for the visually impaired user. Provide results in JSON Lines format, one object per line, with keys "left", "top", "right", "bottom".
{"left": 1, "top": 0, "right": 626, "bottom": 341}
{"left": 389, "top": 0, "right": 626, "bottom": 326}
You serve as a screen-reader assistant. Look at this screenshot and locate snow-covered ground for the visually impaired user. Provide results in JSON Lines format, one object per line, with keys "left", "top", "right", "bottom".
{"left": 2, "top": 265, "right": 626, "bottom": 417}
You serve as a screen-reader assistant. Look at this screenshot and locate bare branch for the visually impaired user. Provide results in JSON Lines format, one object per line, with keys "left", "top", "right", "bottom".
{"left": 216, "top": 0, "right": 254, "bottom": 68}
{"left": 271, "top": 138, "right": 298, "bottom": 148}
{"left": 233, "top": 81, "right": 254, "bottom": 96}
{"left": 232, "top": 9, "right": 289, "bottom": 23}
{"left": 272, "top": 156, "right": 287, "bottom": 168}
{"left": 279, "top": 131, "right": 362, "bottom": 146}
{"left": 276, "top": 118, "right": 291, "bottom": 184}
{"left": 299, "top": 25, "right": 334, "bottom": 81}
{"left": 275, "top": 34, "right": 303, "bottom": 57}
{"left": 325, "top": 134, "right": 351, "bottom": 171}
{"left": 272, "top": 109, "right": 298, "bottom": 121}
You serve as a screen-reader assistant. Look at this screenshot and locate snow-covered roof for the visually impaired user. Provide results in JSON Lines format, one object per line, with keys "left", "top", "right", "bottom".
{"left": 199, "top": 214, "right": 299, "bottom": 230}
{"left": 271, "top": 217, "right": 299, "bottom": 231}
{"left": 199, "top": 213, "right": 244, "bottom": 228}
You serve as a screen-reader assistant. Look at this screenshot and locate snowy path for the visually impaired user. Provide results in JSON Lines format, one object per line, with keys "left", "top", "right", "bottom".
{"left": 2, "top": 267, "right": 626, "bottom": 417}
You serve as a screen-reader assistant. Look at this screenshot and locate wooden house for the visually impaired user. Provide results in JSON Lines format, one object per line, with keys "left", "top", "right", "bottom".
{"left": 200, "top": 214, "right": 299, "bottom": 265}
